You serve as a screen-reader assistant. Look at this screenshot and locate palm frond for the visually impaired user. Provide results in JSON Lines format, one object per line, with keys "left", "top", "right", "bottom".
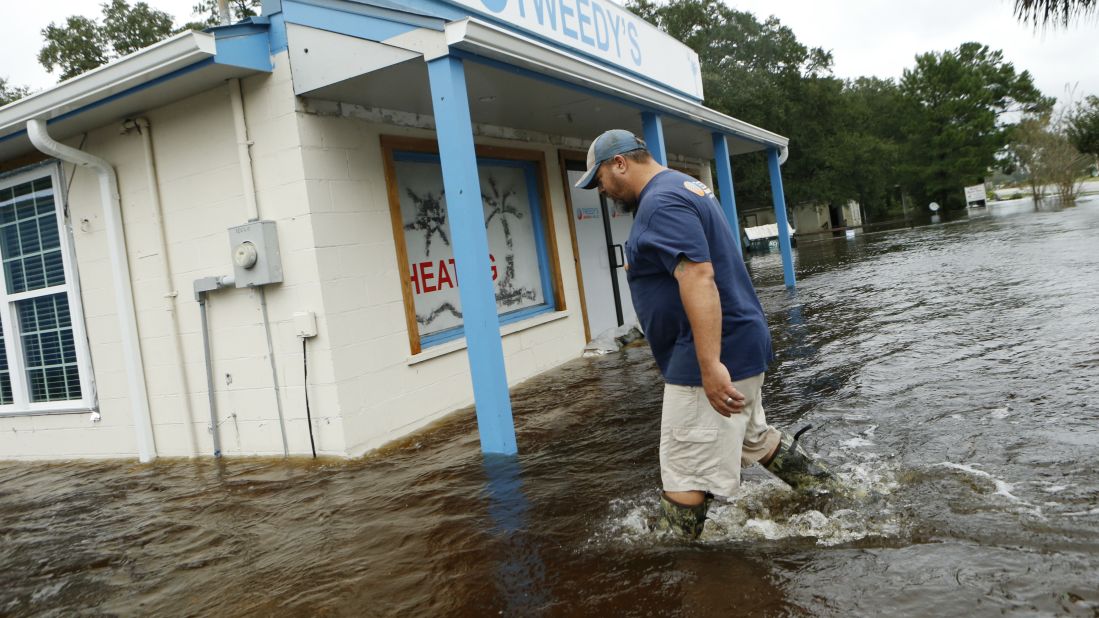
{"left": 1014, "top": 0, "right": 1097, "bottom": 26}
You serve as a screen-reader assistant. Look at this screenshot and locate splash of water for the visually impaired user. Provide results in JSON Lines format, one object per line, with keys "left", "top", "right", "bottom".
{"left": 596, "top": 460, "right": 904, "bottom": 547}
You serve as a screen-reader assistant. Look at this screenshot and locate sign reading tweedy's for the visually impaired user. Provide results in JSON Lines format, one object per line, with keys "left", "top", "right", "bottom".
{"left": 443, "top": 0, "right": 704, "bottom": 100}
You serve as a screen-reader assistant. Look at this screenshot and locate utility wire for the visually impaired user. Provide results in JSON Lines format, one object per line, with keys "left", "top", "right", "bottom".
{"left": 303, "top": 338, "right": 316, "bottom": 458}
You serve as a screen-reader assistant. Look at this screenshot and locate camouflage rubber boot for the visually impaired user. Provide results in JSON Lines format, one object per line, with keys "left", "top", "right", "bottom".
{"left": 764, "top": 425, "right": 840, "bottom": 494}
{"left": 654, "top": 492, "right": 713, "bottom": 540}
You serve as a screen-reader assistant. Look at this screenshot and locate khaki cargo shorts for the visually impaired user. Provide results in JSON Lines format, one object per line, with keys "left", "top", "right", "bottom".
{"left": 659, "top": 372, "right": 781, "bottom": 498}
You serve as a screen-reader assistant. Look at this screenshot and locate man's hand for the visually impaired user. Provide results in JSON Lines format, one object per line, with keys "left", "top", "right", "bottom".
{"left": 701, "top": 361, "right": 745, "bottom": 417}
{"left": 675, "top": 258, "right": 743, "bottom": 417}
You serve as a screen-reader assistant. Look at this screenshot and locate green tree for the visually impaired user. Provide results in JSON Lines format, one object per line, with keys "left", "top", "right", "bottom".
{"left": 1043, "top": 130, "right": 1090, "bottom": 202}
{"left": 627, "top": 0, "right": 841, "bottom": 211}
{"left": 1007, "top": 115, "right": 1056, "bottom": 203}
{"left": 627, "top": 0, "right": 922, "bottom": 223}
{"left": 832, "top": 78, "right": 907, "bottom": 219}
{"left": 38, "top": 0, "right": 262, "bottom": 82}
{"left": 898, "top": 42, "right": 1052, "bottom": 210}
{"left": 103, "top": 0, "right": 176, "bottom": 56}
{"left": 39, "top": 1, "right": 173, "bottom": 81}
{"left": 1011, "top": 111, "right": 1091, "bottom": 204}
{"left": 181, "top": 0, "right": 262, "bottom": 30}
{"left": 0, "top": 77, "right": 33, "bottom": 106}
{"left": 38, "top": 15, "right": 110, "bottom": 81}
{"left": 1067, "top": 95, "right": 1099, "bottom": 157}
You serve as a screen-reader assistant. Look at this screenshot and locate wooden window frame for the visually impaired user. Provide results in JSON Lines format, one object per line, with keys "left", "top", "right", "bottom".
{"left": 381, "top": 136, "right": 566, "bottom": 355}
{"left": 556, "top": 149, "right": 594, "bottom": 344}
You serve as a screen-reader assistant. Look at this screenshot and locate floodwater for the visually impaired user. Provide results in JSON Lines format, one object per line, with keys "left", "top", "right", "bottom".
{"left": 3, "top": 197, "right": 1099, "bottom": 616}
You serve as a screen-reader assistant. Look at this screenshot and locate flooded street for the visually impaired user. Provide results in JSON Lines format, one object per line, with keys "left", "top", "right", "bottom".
{"left": 3, "top": 198, "right": 1098, "bottom": 616}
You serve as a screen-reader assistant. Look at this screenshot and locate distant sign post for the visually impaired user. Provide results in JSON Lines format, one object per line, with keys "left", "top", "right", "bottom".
{"left": 964, "top": 184, "right": 987, "bottom": 208}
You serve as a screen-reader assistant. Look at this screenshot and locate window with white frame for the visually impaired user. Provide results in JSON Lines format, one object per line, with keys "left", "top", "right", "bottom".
{"left": 0, "top": 166, "right": 93, "bottom": 413}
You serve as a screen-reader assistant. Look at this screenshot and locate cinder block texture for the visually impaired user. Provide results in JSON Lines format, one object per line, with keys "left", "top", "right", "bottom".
{"left": 2, "top": 52, "right": 599, "bottom": 461}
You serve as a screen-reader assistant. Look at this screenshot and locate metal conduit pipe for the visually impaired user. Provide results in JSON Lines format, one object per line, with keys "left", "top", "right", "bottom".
{"left": 125, "top": 117, "right": 200, "bottom": 455}
{"left": 198, "top": 296, "right": 219, "bottom": 456}
{"left": 194, "top": 275, "right": 234, "bottom": 457}
{"left": 228, "top": 75, "right": 290, "bottom": 457}
{"left": 27, "top": 118, "right": 157, "bottom": 463}
{"left": 229, "top": 78, "right": 259, "bottom": 222}
{"left": 259, "top": 286, "right": 290, "bottom": 458}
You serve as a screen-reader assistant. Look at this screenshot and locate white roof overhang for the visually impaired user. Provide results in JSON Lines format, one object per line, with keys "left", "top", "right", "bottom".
{"left": 441, "top": 19, "right": 787, "bottom": 152}
{"left": 0, "top": 27, "right": 272, "bottom": 162}
{"left": 293, "top": 17, "right": 786, "bottom": 160}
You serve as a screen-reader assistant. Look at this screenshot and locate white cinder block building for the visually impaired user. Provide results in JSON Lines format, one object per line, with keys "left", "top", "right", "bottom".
{"left": 0, "top": 0, "right": 793, "bottom": 461}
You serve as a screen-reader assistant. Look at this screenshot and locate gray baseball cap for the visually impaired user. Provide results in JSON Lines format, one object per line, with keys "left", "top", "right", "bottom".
{"left": 574, "top": 129, "right": 647, "bottom": 190}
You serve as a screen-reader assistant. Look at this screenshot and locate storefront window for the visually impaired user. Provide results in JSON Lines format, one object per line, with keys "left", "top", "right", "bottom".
{"left": 384, "top": 140, "right": 561, "bottom": 352}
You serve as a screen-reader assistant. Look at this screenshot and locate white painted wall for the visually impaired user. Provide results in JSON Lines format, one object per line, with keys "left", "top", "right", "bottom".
{"left": 743, "top": 208, "right": 777, "bottom": 228}
{"left": 0, "top": 54, "right": 348, "bottom": 460}
{"left": 293, "top": 110, "right": 588, "bottom": 457}
{"left": 792, "top": 203, "right": 830, "bottom": 234}
{"left": 0, "top": 51, "right": 607, "bottom": 462}
{"left": 843, "top": 200, "right": 863, "bottom": 227}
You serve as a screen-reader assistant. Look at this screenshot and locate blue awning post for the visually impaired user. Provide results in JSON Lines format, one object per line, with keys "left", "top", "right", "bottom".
{"left": 767, "top": 147, "right": 796, "bottom": 288}
{"left": 426, "top": 55, "right": 518, "bottom": 455}
{"left": 641, "top": 111, "right": 667, "bottom": 166}
{"left": 711, "top": 133, "right": 741, "bottom": 251}
{"left": 483, "top": 453, "right": 548, "bottom": 611}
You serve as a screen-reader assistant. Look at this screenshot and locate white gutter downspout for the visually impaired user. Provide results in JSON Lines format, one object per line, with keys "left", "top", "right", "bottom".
{"left": 27, "top": 118, "right": 157, "bottom": 463}
{"left": 779, "top": 146, "right": 789, "bottom": 165}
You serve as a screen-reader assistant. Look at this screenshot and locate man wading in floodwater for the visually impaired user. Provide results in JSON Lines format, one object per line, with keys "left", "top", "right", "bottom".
{"left": 575, "top": 129, "right": 838, "bottom": 539}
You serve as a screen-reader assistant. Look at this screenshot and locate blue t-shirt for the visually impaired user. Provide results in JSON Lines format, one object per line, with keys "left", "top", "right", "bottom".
{"left": 625, "top": 169, "right": 772, "bottom": 385}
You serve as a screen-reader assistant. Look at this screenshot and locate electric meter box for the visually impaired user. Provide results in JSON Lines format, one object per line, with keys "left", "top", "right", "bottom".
{"left": 228, "top": 220, "right": 283, "bottom": 287}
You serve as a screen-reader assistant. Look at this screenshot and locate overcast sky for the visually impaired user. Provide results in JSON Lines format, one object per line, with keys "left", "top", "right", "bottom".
{"left": 2, "top": 0, "right": 1096, "bottom": 104}
{"left": 731, "top": 0, "right": 1098, "bottom": 103}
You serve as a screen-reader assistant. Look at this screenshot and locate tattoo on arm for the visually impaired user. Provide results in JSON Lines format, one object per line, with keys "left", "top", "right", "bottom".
{"left": 676, "top": 258, "right": 688, "bottom": 274}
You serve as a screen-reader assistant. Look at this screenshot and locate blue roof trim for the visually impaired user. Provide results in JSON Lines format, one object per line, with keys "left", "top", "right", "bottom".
{"left": 421, "top": 304, "right": 555, "bottom": 348}
{"left": 339, "top": 0, "right": 459, "bottom": 22}
{"left": 283, "top": 1, "right": 429, "bottom": 40}
{"left": 284, "top": 0, "right": 446, "bottom": 32}
{"left": 269, "top": 13, "right": 289, "bottom": 53}
{"left": 0, "top": 129, "right": 26, "bottom": 146}
{"left": 212, "top": 27, "right": 274, "bottom": 71}
{"left": 244, "top": 11, "right": 289, "bottom": 53}
{"left": 207, "top": 21, "right": 270, "bottom": 35}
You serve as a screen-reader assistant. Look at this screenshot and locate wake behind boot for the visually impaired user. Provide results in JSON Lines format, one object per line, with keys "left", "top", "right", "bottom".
{"left": 764, "top": 425, "right": 841, "bottom": 495}
{"left": 654, "top": 492, "right": 714, "bottom": 540}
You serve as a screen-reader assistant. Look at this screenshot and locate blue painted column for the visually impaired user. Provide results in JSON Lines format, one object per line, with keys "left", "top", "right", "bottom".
{"left": 711, "top": 133, "right": 741, "bottom": 251}
{"left": 483, "top": 454, "right": 547, "bottom": 611}
{"left": 767, "top": 147, "right": 796, "bottom": 288}
{"left": 427, "top": 56, "right": 517, "bottom": 455}
{"left": 641, "top": 111, "right": 667, "bottom": 166}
